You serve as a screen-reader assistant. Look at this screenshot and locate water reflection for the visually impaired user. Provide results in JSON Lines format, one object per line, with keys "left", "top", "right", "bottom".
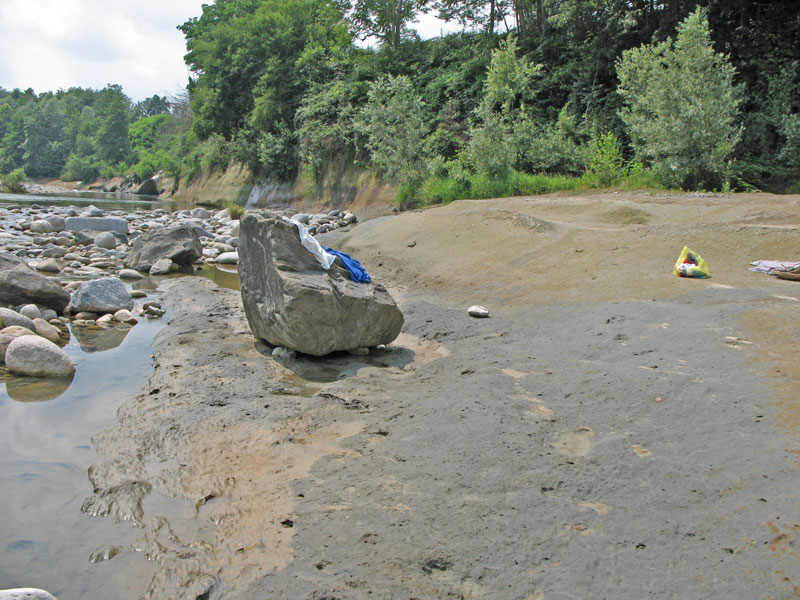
{"left": 71, "top": 324, "right": 132, "bottom": 353}
{"left": 2, "top": 373, "right": 74, "bottom": 402}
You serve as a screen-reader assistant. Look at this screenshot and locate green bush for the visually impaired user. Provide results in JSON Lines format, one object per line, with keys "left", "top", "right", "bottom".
{"left": 1, "top": 168, "right": 27, "bottom": 193}
{"left": 585, "top": 131, "right": 625, "bottom": 188}
{"left": 225, "top": 201, "right": 245, "bottom": 219}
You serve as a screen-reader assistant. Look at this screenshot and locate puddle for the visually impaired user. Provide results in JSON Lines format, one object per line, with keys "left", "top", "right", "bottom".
{"left": 0, "top": 302, "right": 166, "bottom": 598}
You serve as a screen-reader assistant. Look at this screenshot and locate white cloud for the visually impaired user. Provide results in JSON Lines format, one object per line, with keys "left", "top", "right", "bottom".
{"left": 0, "top": 0, "right": 203, "bottom": 100}
{"left": 0, "top": 1, "right": 464, "bottom": 101}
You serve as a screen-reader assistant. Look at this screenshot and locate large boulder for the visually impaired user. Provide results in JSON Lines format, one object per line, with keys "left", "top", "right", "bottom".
{"left": 238, "top": 213, "right": 403, "bottom": 356}
{"left": 65, "top": 216, "right": 128, "bottom": 234}
{"left": 124, "top": 225, "right": 202, "bottom": 272}
{"left": 5, "top": 336, "right": 76, "bottom": 377}
{"left": 68, "top": 277, "right": 133, "bottom": 314}
{"left": 0, "top": 252, "right": 71, "bottom": 313}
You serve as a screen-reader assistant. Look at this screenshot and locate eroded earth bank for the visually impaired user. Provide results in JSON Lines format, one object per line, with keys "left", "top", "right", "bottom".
{"left": 86, "top": 192, "right": 800, "bottom": 599}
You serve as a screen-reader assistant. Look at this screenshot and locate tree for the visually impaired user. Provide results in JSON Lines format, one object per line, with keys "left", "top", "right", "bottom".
{"left": 350, "top": 0, "right": 430, "bottom": 48}
{"left": 616, "top": 7, "right": 741, "bottom": 189}
{"left": 467, "top": 35, "right": 541, "bottom": 177}
{"left": 358, "top": 74, "right": 429, "bottom": 183}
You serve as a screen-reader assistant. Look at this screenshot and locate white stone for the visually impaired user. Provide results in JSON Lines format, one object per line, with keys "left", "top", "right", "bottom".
{"left": 29, "top": 220, "right": 54, "bottom": 234}
{"left": 118, "top": 268, "right": 144, "bottom": 280}
{"left": 216, "top": 251, "right": 239, "bottom": 264}
{"left": 0, "top": 588, "right": 58, "bottom": 600}
{"left": 5, "top": 336, "right": 76, "bottom": 377}
{"left": 467, "top": 305, "right": 490, "bottom": 318}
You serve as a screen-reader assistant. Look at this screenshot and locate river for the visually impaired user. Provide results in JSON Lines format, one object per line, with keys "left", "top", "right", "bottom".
{"left": 0, "top": 191, "right": 238, "bottom": 598}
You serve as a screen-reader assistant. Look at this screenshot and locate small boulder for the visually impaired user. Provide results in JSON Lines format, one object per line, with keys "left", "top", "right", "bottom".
{"left": 94, "top": 231, "right": 117, "bottom": 249}
{"left": 124, "top": 225, "right": 202, "bottom": 272}
{"left": 34, "top": 259, "right": 61, "bottom": 273}
{"left": 118, "top": 268, "right": 144, "bottom": 280}
{"left": 5, "top": 336, "right": 76, "bottom": 377}
{"left": 68, "top": 277, "right": 133, "bottom": 314}
{"left": 216, "top": 251, "right": 239, "bottom": 264}
{"left": 65, "top": 216, "right": 128, "bottom": 234}
{"left": 149, "top": 258, "right": 175, "bottom": 275}
{"left": 0, "top": 307, "right": 36, "bottom": 331}
{"left": 33, "top": 318, "right": 62, "bottom": 344}
{"left": 19, "top": 304, "right": 42, "bottom": 320}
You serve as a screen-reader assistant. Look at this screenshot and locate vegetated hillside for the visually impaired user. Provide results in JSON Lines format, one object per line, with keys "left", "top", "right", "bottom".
{"left": 1, "top": 1, "right": 798, "bottom": 201}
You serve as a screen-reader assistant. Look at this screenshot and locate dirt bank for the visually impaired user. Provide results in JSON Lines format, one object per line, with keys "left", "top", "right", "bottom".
{"left": 86, "top": 191, "right": 800, "bottom": 599}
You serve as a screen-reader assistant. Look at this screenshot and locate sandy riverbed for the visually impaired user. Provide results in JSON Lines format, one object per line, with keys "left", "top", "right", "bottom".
{"left": 86, "top": 191, "right": 800, "bottom": 599}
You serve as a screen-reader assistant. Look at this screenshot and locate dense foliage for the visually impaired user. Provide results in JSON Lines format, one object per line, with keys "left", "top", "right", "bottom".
{"left": 1, "top": 0, "right": 798, "bottom": 197}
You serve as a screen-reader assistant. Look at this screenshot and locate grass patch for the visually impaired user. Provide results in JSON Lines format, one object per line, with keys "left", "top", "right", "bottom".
{"left": 226, "top": 201, "right": 245, "bottom": 219}
{"left": 414, "top": 168, "right": 663, "bottom": 206}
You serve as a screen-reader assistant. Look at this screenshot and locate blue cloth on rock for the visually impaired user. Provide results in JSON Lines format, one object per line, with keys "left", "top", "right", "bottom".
{"left": 322, "top": 246, "right": 372, "bottom": 283}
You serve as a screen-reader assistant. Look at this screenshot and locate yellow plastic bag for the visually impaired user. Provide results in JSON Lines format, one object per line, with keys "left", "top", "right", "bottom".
{"left": 673, "top": 246, "right": 709, "bottom": 278}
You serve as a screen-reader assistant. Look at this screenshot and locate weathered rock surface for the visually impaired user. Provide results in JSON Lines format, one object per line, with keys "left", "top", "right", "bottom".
{"left": 65, "top": 216, "right": 128, "bottom": 234}
{"left": 238, "top": 213, "right": 403, "bottom": 356}
{"left": 69, "top": 277, "right": 133, "bottom": 314}
{"left": 0, "top": 252, "right": 70, "bottom": 312}
{"left": 5, "top": 335, "right": 76, "bottom": 377}
{"left": 124, "top": 225, "right": 202, "bottom": 272}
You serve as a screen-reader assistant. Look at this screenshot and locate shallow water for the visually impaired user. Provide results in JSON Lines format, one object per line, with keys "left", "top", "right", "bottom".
{"left": 0, "top": 314, "right": 166, "bottom": 597}
{"left": 0, "top": 193, "right": 224, "bottom": 596}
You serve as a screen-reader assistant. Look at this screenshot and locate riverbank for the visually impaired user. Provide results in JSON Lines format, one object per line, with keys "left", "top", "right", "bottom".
{"left": 80, "top": 190, "right": 800, "bottom": 599}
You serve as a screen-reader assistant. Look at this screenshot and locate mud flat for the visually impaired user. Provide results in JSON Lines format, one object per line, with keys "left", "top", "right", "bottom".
{"left": 86, "top": 192, "right": 800, "bottom": 599}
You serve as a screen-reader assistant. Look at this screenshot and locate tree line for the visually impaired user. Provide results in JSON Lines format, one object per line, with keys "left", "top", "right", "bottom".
{"left": 1, "top": 0, "right": 798, "bottom": 200}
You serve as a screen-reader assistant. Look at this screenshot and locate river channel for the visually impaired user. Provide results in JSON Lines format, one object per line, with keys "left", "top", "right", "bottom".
{"left": 0, "top": 192, "right": 239, "bottom": 598}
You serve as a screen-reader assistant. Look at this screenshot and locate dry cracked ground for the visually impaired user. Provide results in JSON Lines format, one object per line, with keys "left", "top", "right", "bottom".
{"left": 85, "top": 191, "right": 799, "bottom": 600}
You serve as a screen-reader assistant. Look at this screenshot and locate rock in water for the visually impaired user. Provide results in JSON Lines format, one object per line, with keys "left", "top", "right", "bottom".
{"left": 69, "top": 277, "right": 133, "bottom": 314}
{"left": 124, "top": 224, "right": 202, "bottom": 272}
{"left": 238, "top": 213, "right": 403, "bottom": 356}
{"left": 5, "top": 336, "right": 76, "bottom": 377}
{"left": 0, "top": 252, "right": 70, "bottom": 313}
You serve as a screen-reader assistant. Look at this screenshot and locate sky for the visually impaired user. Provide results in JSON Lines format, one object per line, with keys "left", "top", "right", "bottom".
{"left": 0, "top": 0, "right": 461, "bottom": 102}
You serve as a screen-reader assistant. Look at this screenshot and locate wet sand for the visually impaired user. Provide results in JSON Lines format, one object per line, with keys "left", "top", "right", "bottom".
{"left": 85, "top": 192, "right": 800, "bottom": 599}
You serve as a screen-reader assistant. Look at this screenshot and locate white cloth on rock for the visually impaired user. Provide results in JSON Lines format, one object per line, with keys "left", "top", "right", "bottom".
{"left": 288, "top": 218, "right": 336, "bottom": 270}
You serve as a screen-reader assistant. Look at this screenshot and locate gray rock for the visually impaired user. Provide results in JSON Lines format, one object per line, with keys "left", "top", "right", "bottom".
{"left": 216, "top": 251, "right": 239, "bottom": 264}
{"left": 68, "top": 277, "right": 133, "bottom": 314}
{"left": 41, "top": 246, "right": 68, "bottom": 258}
{"left": 94, "top": 231, "right": 117, "bottom": 249}
{"left": 118, "top": 268, "right": 144, "bottom": 280}
{"left": 29, "top": 220, "right": 54, "bottom": 234}
{"left": 19, "top": 304, "right": 41, "bottom": 320}
{"left": 238, "top": 213, "right": 403, "bottom": 356}
{"left": 33, "top": 318, "right": 62, "bottom": 344}
{"left": 65, "top": 216, "right": 128, "bottom": 234}
{"left": 124, "top": 224, "right": 202, "bottom": 272}
{"left": 149, "top": 258, "right": 175, "bottom": 275}
{"left": 82, "top": 205, "right": 104, "bottom": 217}
{"left": 0, "top": 252, "right": 69, "bottom": 313}
{"left": 5, "top": 336, "right": 76, "bottom": 377}
{"left": 191, "top": 207, "right": 210, "bottom": 219}
{"left": 0, "top": 588, "right": 58, "bottom": 600}
{"left": 40, "top": 308, "right": 58, "bottom": 320}
{"left": 34, "top": 258, "right": 61, "bottom": 273}
{"left": 46, "top": 216, "right": 66, "bottom": 231}
{"left": 136, "top": 178, "right": 159, "bottom": 196}
{"left": 0, "top": 307, "right": 36, "bottom": 331}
